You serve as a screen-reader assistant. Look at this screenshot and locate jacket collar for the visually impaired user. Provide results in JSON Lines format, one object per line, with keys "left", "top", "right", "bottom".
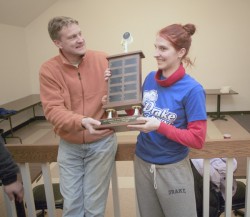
{"left": 155, "top": 64, "right": 185, "bottom": 87}
{"left": 59, "top": 49, "right": 86, "bottom": 66}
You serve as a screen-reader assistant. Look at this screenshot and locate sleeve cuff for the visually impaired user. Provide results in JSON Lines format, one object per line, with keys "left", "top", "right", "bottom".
{"left": 2, "top": 174, "right": 17, "bottom": 186}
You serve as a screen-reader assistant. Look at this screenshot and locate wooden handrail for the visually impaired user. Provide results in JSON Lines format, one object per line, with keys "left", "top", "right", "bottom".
{"left": 5, "top": 138, "right": 250, "bottom": 162}
{"left": 4, "top": 138, "right": 250, "bottom": 217}
{"left": 6, "top": 144, "right": 58, "bottom": 163}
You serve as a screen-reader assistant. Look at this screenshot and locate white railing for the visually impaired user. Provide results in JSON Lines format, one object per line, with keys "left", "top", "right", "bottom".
{"left": 2, "top": 139, "right": 250, "bottom": 217}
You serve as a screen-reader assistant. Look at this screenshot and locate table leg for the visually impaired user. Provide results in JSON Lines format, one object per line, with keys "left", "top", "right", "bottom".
{"left": 5, "top": 117, "right": 22, "bottom": 143}
{"left": 210, "top": 95, "right": 227, "bottom": 121}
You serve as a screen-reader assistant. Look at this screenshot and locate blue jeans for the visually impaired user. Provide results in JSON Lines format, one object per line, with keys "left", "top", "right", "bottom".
{"left": 57, "top": 134, "right": 117, "bottom": 217}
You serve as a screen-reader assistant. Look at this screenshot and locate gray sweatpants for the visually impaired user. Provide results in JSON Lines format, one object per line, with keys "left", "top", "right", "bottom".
{"left": 134, "top": 155, "right": 197, "bottom": 217}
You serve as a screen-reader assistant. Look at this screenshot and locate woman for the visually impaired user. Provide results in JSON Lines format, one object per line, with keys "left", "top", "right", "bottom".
{"left": 128, "top": 24, "right": 207, "bottom": 217}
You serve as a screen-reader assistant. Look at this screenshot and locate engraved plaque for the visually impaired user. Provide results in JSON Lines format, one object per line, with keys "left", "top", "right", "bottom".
{"left": 96, "top": 51, "right": 145, "bottom": 132}
{"left": 104, "top": 51, "right": 144, "bottom": 110}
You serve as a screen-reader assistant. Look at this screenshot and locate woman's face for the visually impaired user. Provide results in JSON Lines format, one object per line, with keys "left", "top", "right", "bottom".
{"left": 154, "top": 35, "right": 185, "bottom": 75}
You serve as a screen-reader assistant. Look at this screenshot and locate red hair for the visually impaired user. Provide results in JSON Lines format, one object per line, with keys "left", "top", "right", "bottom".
{"left": 158, "top": 24, "right": 196, "bottom": 66}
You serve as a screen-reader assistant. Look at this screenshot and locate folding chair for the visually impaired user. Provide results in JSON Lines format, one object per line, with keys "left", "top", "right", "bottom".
{"left": 33, "top": 183, "right": 63, "bottom": 216}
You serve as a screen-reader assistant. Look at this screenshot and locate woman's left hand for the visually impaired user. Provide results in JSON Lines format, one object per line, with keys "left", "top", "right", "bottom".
{"left": 127, "top": 116, "right": 161, "bottom": 133}
{"left": 104, "top": 68, "right": 111, "bottom": 81}
{"left": 101, "top": 95, "right": 107, "bottom": 105}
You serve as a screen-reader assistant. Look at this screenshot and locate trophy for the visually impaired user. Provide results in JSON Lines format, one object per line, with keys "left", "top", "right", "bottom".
{"left": 95, "top": 32, "right": 145, "bottom": 132}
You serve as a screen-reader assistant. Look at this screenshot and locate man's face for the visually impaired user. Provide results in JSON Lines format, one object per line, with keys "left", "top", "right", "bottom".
{"left": 54, "top": 23, "right": 86, "bottom": 58}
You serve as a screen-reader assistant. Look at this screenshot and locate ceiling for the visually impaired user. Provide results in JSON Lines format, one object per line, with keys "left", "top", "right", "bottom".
{"left": 0, "top": 0, "right": 58, "bottom": 27}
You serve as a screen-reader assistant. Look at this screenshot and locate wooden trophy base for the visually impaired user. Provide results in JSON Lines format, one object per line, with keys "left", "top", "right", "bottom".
{"left": 95, "top": 116, "right": 145, "bottom": 132}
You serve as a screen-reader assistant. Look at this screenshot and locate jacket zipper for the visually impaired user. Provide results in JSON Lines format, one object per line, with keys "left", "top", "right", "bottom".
{"left": 78, "top": 72, "right": 81, "bottom": 80}
{"left": 77, "top": 70, "right": 85, "bottom": 142}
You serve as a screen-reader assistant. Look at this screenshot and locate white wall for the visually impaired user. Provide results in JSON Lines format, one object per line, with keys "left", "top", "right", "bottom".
{"left": 1, "top": 0, "right": 250, "bottom": 113}
{"left": 0, "top": 24, "right": 30, "bottom": 103}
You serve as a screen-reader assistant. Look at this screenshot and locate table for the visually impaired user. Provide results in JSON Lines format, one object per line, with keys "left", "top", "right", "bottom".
{"left": 0, "top": 94, "right": 41, "bottom": 143}
{"left": 205, "top": 89, "right": 238, "bottom": 121}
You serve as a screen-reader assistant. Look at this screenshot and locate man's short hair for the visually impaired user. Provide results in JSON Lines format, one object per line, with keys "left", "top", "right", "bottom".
{"left": 48, "top": 16, "right": 79, "bottom": 40}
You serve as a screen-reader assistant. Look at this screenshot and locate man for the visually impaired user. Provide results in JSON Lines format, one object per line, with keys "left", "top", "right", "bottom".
{"left": 0, "top": 136, "right": 24, "bottom": 202}
{"left": 39, "top": 16, "right": 117, "bottom": 217}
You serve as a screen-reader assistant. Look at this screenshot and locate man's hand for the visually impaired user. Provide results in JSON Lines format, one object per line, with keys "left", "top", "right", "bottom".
{"left": 127, "top": 117, "right": 161, "bottom": 133}
{"left": 3, "top": 180, "right": 24, "bottom": 202}
{"left": 81, "top": 117, "right": 112, "bottom": 134}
